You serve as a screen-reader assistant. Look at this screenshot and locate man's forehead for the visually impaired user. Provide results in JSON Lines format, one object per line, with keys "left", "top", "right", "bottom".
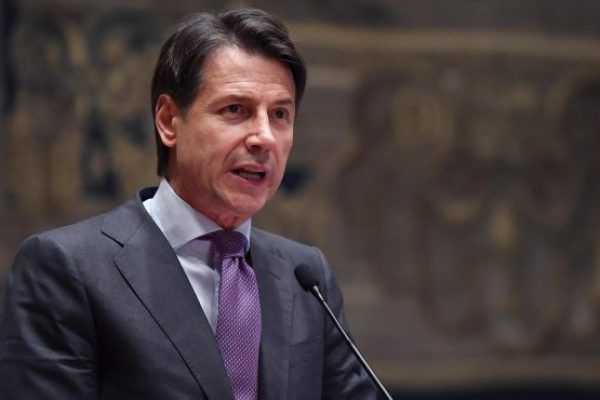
{"left": 201, "top": 46, "right": 295, "bottom": 90}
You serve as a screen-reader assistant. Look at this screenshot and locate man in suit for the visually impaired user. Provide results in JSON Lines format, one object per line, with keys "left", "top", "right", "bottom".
{"left": 0, "top": 9, "right": 378, "bottom": 400}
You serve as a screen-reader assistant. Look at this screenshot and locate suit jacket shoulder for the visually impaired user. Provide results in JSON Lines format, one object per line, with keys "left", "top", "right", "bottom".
{"left": 249, "top": 226, "right": 378, "bottom": 400}
{"left": 1, "top": 189, "right": 233, "bottom": 400}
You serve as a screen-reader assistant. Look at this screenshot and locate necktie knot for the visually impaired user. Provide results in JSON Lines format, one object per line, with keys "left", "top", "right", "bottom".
{"left": 204, "top": 230, "right": 247, "bottom": 259}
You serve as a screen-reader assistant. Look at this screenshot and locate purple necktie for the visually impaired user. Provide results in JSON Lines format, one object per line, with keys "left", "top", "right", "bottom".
{"left": 206, "top": 230, "right": 262, "bottom": 400}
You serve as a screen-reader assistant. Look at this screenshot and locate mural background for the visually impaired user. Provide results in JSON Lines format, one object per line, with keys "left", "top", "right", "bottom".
{"left": 2, "top": 0, "right": 600, "bottom": 398}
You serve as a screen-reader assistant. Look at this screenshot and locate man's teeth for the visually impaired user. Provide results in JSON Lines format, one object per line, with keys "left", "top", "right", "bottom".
{"left": 236, "top": 170, "right": 264, "bottom": 180}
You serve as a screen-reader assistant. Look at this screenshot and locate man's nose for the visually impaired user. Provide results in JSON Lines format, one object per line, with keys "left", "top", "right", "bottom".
{"left": 245, "top": 111, "right": 276, "bottom": 151}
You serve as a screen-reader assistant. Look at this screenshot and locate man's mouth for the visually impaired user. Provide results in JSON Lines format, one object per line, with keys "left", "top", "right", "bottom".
{"left": 233, "top": 168, "right": 266, "bottom": 182}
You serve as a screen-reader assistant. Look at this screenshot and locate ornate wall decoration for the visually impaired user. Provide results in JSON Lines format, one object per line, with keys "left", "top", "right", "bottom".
{"left": 1, "top": 0, "right": 600, "bottom": 392}
{"left": 258, "top": 26, "right": 600, "bottom": 386}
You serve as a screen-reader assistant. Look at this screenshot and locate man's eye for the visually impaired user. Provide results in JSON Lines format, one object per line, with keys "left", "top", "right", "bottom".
{"left": 273, "top": 108, "right": 287, "bottom": 119}
{"left": 225, "top": 104, "right": 240, "bottom": 114}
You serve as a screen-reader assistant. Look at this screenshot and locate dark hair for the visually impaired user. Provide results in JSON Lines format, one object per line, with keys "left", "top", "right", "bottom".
{"left": 151, "top": 9, "right": 307, "bottom": 177}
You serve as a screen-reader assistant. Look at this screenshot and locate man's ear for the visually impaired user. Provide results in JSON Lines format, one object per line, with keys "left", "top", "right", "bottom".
{"left": 155, "top": 94, "right": 181, "bottom": 148}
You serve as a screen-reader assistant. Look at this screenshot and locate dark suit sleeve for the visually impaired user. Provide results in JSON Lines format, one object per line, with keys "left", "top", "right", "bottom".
{"left": 0, "top": 235, "right": 98, "bottom": 399}
{"left": 316, "top": 249, "right": 381, "bottom": 400}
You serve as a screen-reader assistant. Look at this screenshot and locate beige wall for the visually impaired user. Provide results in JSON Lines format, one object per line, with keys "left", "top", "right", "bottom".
{"left": 2, "top": 0, "right": 600, "bottom": 390}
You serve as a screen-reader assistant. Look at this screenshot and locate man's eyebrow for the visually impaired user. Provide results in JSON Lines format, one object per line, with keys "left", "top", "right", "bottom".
{"left": 216, "top": 94, "right": 249, "bottom": 103}
{"left": 273, "top": 98, "right": 295, "bottom": 108}
{"left": 214, "top": 94, "right": 292, "bottom": 103}
{"left": 216, "top": 95, "right": 295, "bottom": 108}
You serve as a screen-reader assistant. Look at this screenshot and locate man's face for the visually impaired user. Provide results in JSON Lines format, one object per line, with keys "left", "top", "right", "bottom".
{"left": 157, "top": 46, "right": 296, "bottom": 229}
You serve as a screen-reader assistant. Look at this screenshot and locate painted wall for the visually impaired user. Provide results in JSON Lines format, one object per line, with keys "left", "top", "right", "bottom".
{"left": 2, "top": 0, "right": 600, "bottom": 396}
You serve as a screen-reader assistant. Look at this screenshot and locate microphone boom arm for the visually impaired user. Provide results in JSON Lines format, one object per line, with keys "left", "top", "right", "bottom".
{"left": 309, "top": 285, "right": 394, "bottom": 400}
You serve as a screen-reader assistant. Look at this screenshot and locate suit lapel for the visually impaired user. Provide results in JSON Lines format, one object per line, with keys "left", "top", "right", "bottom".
{"left": 103, "top": 194, "right": 234, "bottom": 400}
{"left": 250, "top": 232, "right": 294, "bottom": 400}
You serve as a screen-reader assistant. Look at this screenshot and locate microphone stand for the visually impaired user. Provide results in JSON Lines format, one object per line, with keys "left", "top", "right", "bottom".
{"left": 309, "top": 284, "right": 394, "bottom": 400}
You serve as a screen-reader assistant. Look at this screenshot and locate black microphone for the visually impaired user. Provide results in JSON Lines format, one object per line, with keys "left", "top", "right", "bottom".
{"left": 294, "top": 263, "right": 394, "bottom": 400}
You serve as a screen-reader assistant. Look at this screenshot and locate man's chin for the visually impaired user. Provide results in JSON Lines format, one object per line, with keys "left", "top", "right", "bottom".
{"left": 230, "top": 201, "right": 268, "bottom": 217}
{"left": 223, "top": 193, "right": 270, "bottom": 218}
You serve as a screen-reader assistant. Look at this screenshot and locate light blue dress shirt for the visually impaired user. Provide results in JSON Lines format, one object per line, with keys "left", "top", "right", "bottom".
{"left": 143, "top": 179, "right": 251, "bottom": 333}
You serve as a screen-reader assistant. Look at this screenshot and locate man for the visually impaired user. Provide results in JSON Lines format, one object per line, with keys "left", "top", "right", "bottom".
{"left": 0, "top": 9, "right": 377, "bottom": 400}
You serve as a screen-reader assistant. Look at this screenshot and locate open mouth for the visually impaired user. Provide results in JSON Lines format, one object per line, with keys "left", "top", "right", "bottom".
{"left": 233, "top": 168, "right": 266, "bottom": 182}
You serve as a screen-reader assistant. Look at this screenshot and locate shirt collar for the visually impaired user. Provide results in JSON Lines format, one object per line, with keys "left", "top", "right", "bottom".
{"left": 144, "top": 179, "right": 251, "bottom": 251}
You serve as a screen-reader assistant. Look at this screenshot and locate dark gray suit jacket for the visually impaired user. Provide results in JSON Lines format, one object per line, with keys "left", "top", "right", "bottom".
{"left": 0, "top": 188, "right": 377, "bottom": 399}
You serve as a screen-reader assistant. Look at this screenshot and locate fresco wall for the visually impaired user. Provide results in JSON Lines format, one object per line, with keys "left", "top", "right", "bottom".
{"left": 1, "top": 0, "right": 600, "bottom": 396}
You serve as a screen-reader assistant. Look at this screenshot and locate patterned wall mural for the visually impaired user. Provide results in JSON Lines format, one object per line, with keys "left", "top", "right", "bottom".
{"left": 1, "top": 0, "right": 600, "bottom": 394}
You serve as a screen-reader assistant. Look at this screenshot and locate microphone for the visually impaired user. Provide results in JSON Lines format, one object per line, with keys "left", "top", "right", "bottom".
{"left": 294, "top": 263, "right": 394, "bottom": 400}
